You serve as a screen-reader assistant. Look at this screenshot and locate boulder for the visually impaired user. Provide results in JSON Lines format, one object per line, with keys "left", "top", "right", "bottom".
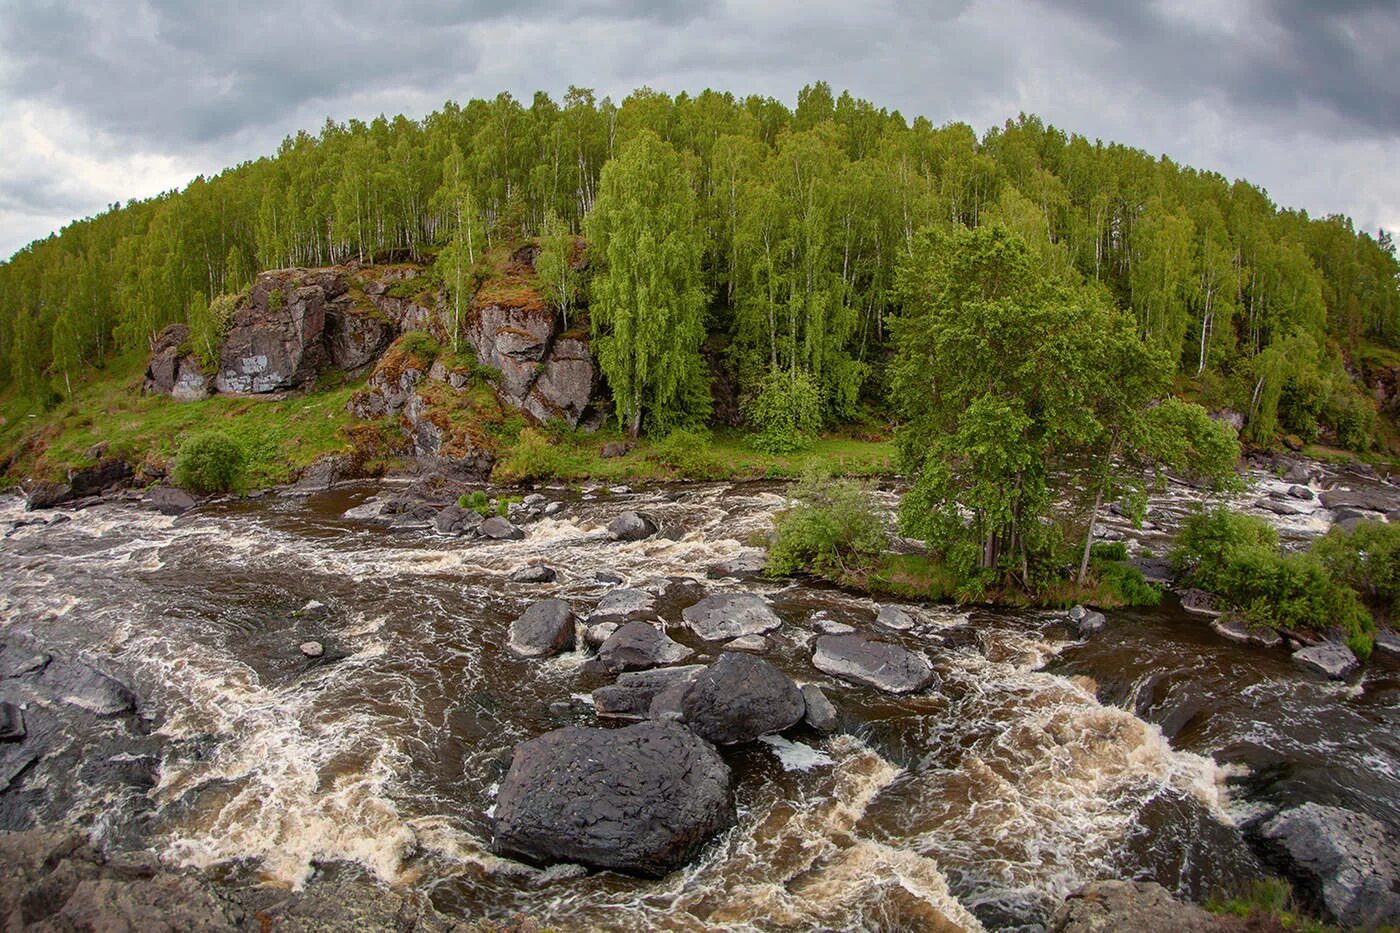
{"left": 1375, "top": 628, "right": 1400, "bottom": 656}
{"left": 0, "top": 644, "right": 50, "bottom": 678}
{"left": 1050, "top": 880, "right": 1245, "bottom": 932}
{"left": 1068, "top": 604, "right": 1107, "bottom": 636}
{"left": 68, "top": 459, "right": 133, "bottom": 498}
{"left": 1259, "top": 803, "right": 1400, "bottom": 927}
{"left": 800, "top": 684, "right": 838, "bottom": 734}
{"left": 677, "top": 653, "right": 805, "bottom": 745}
{"left": 478, "top": 516, "right": 525, "bottom": 540}
{"left": 583, "top": 622, "right": 619, "bottom": 649}
{"left": 1320, "top": 488, "right": 1396, "bottom": 513}
{"left": 299, "top": 641, "right": 324, "bottom": 658}
{"left": 874, "top": 605, "right": 916, "bottom": 631}
{"left": 811, "top": 634, "right": 935, "bottom": 694}
{"left": 491, "top": 721, "right": 734, "bottom": 877}
{"left": 216, "top": 273, "right": 339, "bottom": 393}
{"left": 1178, "top": 588, "right": 1222, "bottom": 616}
{"left": 433, "top": 504, "right": 484, "bottom": 536}
{"left": 466, "top": 304, "right": 556, "bottom": 402}
{"left": 810, "top": 612, "right": 856, "bottom": 636}
{"left": 1287, "top": 485, "right": 1315, "bottom": 501}
{"left": 1292, "top": 643, "right": 1358, "bottom": 679}
{"left": 591, "top": 665, "right": 706, "bottom": 720}
{"left": 593, "top": 570, "right": 625, "bottom": 585}
{"left": 25, "top": 482, "right": 73, "bottom": 511}
{"left": 291, "top": 454, "right": 353, "bottom": 492}
{"left": 681, "top": 593, "right": 783, "bottom": 641}
{"left": 608, "top": 511, "right": 657, "bottom": 541}
{"left": 1282, "top": 461, "right": 1313, "bottom": 484}
{"left": 588, "top": 588, "right": 658, "bottom": 625}
{"left": 1257, "top": 498, "right": 1306, "bottom": 516}
{"left": 509, "top": 563, "right": 557, "bottom": 584}
{"left": 509, "top": 599, "right": 577, "bottom": 658}
{"left": 0, "top": 702, "right": 24, "bottom": 741}
{"left": 1212, "top": 617, "right": 1282, "bottom": 648}
{"left": 141, "top": 486, "right": 197, "bottom": 516}
{"left": 591, "top": 621, "right": 693, "bottom": 673}
{"left": 143, "top": 323, "right": 210, "bottom": 401}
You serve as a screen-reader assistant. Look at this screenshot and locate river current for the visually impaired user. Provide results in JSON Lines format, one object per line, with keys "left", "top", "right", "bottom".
{"left": 1, "top": 470, "right": 1397, "bottom": 931}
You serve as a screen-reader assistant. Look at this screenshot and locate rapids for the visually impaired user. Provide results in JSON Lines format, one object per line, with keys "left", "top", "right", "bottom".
{"left": 1, "top": 470, "right": 1397, "bottom": 931}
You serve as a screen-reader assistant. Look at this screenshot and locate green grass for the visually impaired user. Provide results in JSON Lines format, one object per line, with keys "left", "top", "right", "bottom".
{"left": 1207, "top": 878, "right": 1337, "bottom": 932}
{"left": 1, "top": 354, "right": 376, "bottom": 492}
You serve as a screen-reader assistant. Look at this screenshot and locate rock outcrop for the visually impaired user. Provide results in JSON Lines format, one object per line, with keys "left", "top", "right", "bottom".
{"left": 216, "top": 270, "right": 339, "bottom": 393}
{"left": 1259, "top": 803, "right": 1400, "bottom": 927}
{"left": 466, "top": 298, "right": 597, "bottom": 428}
{"left": 143, "top": 323, "right": 209, "bottom": 400}
{"left": 681, "top": 593, "right": 783, "bottom": 641}
{"left": 490, "top": 721, "right": 734, "bottom": 877}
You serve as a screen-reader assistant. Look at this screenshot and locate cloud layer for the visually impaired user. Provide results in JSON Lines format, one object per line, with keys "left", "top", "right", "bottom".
{"left": 2, "top": 0, "right": 1397, "bottom": 257}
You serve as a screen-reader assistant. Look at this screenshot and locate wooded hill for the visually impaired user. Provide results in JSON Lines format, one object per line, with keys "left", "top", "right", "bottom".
{"left": 2, "top": 82, "right": 1398, "bottom": 451}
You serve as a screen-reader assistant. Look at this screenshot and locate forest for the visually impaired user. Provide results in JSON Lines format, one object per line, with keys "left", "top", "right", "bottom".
{"left": 1, "top": 81, "right": 1398, "bottom": 455}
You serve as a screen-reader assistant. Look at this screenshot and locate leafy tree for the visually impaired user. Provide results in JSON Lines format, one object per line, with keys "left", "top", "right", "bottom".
{"left": 429, "top": 142, "right": 483, "bottom": 352}
{"left": 745, "top": 368, "right": 822, "bottom": 453}
{"left": 534, "top": 209, "right": 578, "bottom": 328}
{"left": 584, "top": 130, "right": 709, "bottom": 436}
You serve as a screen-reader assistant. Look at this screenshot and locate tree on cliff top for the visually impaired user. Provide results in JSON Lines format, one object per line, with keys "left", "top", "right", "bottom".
{"left": 584, "top": 131, "right": 709, "bottom": 437}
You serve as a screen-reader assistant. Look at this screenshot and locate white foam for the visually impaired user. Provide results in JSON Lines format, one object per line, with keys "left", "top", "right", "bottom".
{"left": 758, "top": 735, "right": 836, "bottom": 771}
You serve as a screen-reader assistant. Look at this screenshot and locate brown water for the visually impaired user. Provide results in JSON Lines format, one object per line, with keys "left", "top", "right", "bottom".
{"left": 1, "top": 471, "right": 1396, "bottom": 931}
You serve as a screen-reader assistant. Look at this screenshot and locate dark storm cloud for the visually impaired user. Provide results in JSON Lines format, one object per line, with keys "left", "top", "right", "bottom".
{"left": 1047, "top": 0, "right": 1400, "bottom": 136}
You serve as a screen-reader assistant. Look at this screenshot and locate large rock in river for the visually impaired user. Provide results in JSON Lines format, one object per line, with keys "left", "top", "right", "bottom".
{"left": 1259, "top": 803, "right": 1400, "bottom": 927}
{"left": 491, "top": 720, "right": 734, "bottom": 877}
{"left": 1292, "top": 642, "right": 1358, "bottom": 680}
{"left": 677, "top": 653, "right": 805, "bottom": 745}
{"left": 508, "top": 599, "right": 576, "bottom": 658}
{"left": 811, "top": 634, "right": 935, "bottom": 694}
{"left": 681, "top": 592, "right": 782, "bottom": 641}
{"left": 591, "top": 621, "right": 694, "bottom": 673}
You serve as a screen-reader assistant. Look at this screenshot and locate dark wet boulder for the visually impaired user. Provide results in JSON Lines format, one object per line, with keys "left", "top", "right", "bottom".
{"left": 142, "top": 485, "right": 197, "bottom": 516}
{"left": 591, "top": 622, "right": 693, "bottom": 673}
{"left": 0, "top": 702, "right": 24, "bottom": 741}
{"left": 25, "top": 481, "right": 73, "bottom": 511}
{"left": 608, "top": 511, "right": 657, "bottom": 541}
{"left": 1287, "top": 485, "right": 1315, "bottom": 500}
{"left": 677, "top": 653, "right": 805, "bottom": 745}
{"left": 1068, "top": 604, "right": 1107, "bottom": 636}
{"left": 875, "top": 605, "right": 916, "bottom": 631}
{"left": 491, "top": 720, "right": 734, "bottom": 877}
{"left": 1292, "top": 643, "right": 1358, "bottom": 679}
{"left": 508, "top": 599, "right": 577, "bottom": 659}
{"left": 800, "top": 684, "right": 838, "bottom": 734}
{"left": 592, "top": 665, "right": 706, "bottom": 720}
{"left": 509, "top": 563, "right": 557, "bottom": 584}
{"left": 681, "top": 592, "right": 782, "bottom": 641}
{"left": 40, "top": 659, "right": 137, "bottom": 716}
{"left": 1050, "top": 880, "right": 1245, "bottom": 932}
{"left": 811, "top": 634, "right": 935, "bottom": 694}
{"left": 68, "top": 459, "right": 133, "bottom": 498}
{"left": 432, "top": 504, "right": 484, "bottom": 536}
{"left": 588, "top": 588, "right": 658, "bottom": 625}
{"left": 478, "top": 515, "right": 525, "bottom": 540}
{"left": 1259, "top": 803, "right": 1400, "bottom": 927}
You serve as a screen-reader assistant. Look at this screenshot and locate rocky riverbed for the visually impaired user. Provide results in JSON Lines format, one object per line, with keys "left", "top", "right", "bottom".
{"left": 2, "top": 458, "right": 1399, "bottom": 930}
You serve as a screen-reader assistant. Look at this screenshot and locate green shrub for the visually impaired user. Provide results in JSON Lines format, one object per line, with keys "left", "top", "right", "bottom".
{"left": 458, "top": 490, "right": 491, "bottom": 516}
{"left": 1090, "top": 541, "right": 1129, "bottom": 563}
{"left": 172, "top": 430, "right": 245, "bottom": 493}
{"left": 492, "top": 427, "right": 569, "bottom": 484}
{"left": 1311, "top": 520, "right": 1400, "bottom": 616}
{"left": 1327, "top": 392, "right": 1375, "bottom": 452}
{"left": 746, "top": 369, "right": 823, "bottom": 454}
{"left": 767, "top": 472, "right": 888, "bottom": 581}
{"left": 1098, "top": 560, "right": 1162, "bottom": 607}
{"left": 647, "top": 428, "right": 721, "bottom": 478}
{"left": 1170, "top": 507, "right": 1278, "bottom": 592}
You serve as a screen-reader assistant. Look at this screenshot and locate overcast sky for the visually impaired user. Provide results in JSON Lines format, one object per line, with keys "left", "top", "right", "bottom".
{"left": 1, "top": 0, "right": 1397, "bottom": 260}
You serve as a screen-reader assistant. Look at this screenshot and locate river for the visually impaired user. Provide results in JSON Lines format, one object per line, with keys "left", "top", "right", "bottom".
{"left": 1, "top": 467, "right": 1397, "bottom": 931}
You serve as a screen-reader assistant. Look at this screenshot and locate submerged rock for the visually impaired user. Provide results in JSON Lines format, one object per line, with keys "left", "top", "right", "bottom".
{"left": 800, "top": 684, "right": 838, "bottom": 734}
{"left": 40, "top": 659, "right": 137, "bottom": 716}
{"left": 811, "top": 634, "right": 935, "bottom": 694}
{"left": 491, "top": 721, "right": 734, "bottom": 877}
{"left": 681, "top": 592, "right": 783, "bottom": 641}
{"left": 1259, "top": 803, "right": 1400, "bottom": 927}
{"left": 607, "top": 511, "right": 657, "bottom": 541}
{"left": 591, "top": 621, "right": 693, "bottom": 673}
{"left": 509, "top": 599, "right": 577, "bottom": 659}
{"left": 592, "top": 665, "right": 706, "bottom": 720}
{"left": 677, "top": 653, "right": 805, "bottom": 745}
{"left": 1291, "top": 642, "right": 1358, "bottom": 679}
{"left": 508, "top": 564, "right": 557, "bottom": 584}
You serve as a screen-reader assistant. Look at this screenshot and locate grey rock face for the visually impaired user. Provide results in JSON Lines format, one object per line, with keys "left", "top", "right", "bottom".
{"left": 467, "top": 304, "right": 598, "bottom": 428}
{"left": 526, "top": 336, "right": 597, "bottom": 426}
{"left": 432, "top": 504, "right": 484, "bottom": 536}
{"left": 478, "top": 516, "right": 525, "bottom": 540}
{"left": 681, "top": 593, "right": 783, "bottom": 641}
{"left": 608, "top": 511, "right": 657, "bottom": 541}
{"left": 811, "top": 634, "right": 935, "bottom": 694}
{"left": 0, "top": 701, "right": 24, "bottom": 741}
{"left": 800, "top": 684, "right": 838, "bottom": 733}
{"left": 491, "top": 721, "right": 734, "bottom": 877}
{"left": 326, "top": 306, "right": 395, "bottom": 371}
{"left": 1260, "top": 803, "right": 1400, "bottom": 927}
{"left": 41, "top": 659, "right": 137, "bottom": 716}
{"left": 678, "top": 653, "right": 805, "bottom": 745}
{"left": 1050, "top": 880, "right": 1243, "bottom": 932}
{"left": 588, "top": 588, "right": 658, "bottom": 625}
{"left": 143, "top": 323, "right": 211, "bottom": 401}
{"left": 509, "top": 599, "right": 577, "bottom": 659}
{"left": 509, "top": 564, "right": 557, "bottom": 584}
{"left": 875, "top": 605, "right": 916, "bottom": 631}
{"left": 592, "top": 665, "right": 706, "bottom": 720}
{"left": 142, "top": 486, "right": 197, "bottom": 516}
{"left": 216, "top": 274, "right": 339, "bottom": 393}
{"left": 1292, "top": 642, "right": 1359, "bottom": 679}
{"left": 592, "top": 622, "right": 694, "bottom": 673}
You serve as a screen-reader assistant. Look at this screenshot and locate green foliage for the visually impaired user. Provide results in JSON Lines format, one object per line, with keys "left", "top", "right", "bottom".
{"left": 745, "top": 368, "right": 823, "bottom": 453}
{"left": 458, "top": 489, "right": 492, "bottom": 516}
{"left": 172, "top": 430, "right": 245, "bottom": 493}
{"left": 492, "top": 427, "right": 569, "bottom": 484}
{"left": 647, "top": 427, "right": 722, "bottom": 477}
{"left": 767, "top": 472, "right": 889, "bottom": 580}
{"left": 267, "top": 288, "right": 284, "bottom": 312}
{"left": 1208, "top": 877, "right": 1336, "bottom": 932}
{"left": 189, "top": 292, "right": 238, "bottom": 371}
{"left": 1096, "top": 560, "right": 1162, "bottom": 607}
{"left": 585, "top": 130, "right": 710, "bottom": 437}
{"left": 1090, "top": 541, "right": 1128, "bottom": 562}
{"left": 1172, "top": 508, "right": 1374, "bottom": 654}
{"left": 1311, "top": 520, "right": 1400, "bottom": 617}
{"left": 534, "top": 210, "right": 579, "bottom": 327}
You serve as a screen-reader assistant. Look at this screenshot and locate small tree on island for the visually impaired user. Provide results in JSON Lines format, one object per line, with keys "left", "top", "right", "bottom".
{"left": 890, "top": 224, "right": 1238, "bottom": 597}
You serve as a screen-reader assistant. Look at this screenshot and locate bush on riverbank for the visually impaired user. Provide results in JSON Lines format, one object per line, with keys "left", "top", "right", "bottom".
{"left": 767, "top": 473, "right": 888, "bottom": 580}
{"left": 1171, "top": 508, "right": 1374, "bottom": 656}
{"left": 172, "top": 430, "right": 245, "bottom": 493}
{"left": 1311, "top": 520, "right": 1400, "bottom": 620}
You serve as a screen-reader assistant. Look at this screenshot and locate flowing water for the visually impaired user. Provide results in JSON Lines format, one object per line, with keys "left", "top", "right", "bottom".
{"left": 1, "top": 470, "right": 1397, "bottom": 931}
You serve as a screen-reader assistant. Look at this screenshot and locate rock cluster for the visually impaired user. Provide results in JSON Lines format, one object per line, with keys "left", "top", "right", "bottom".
{"left": 1259, "top": 803, "right": 1400, "bottom": 927}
